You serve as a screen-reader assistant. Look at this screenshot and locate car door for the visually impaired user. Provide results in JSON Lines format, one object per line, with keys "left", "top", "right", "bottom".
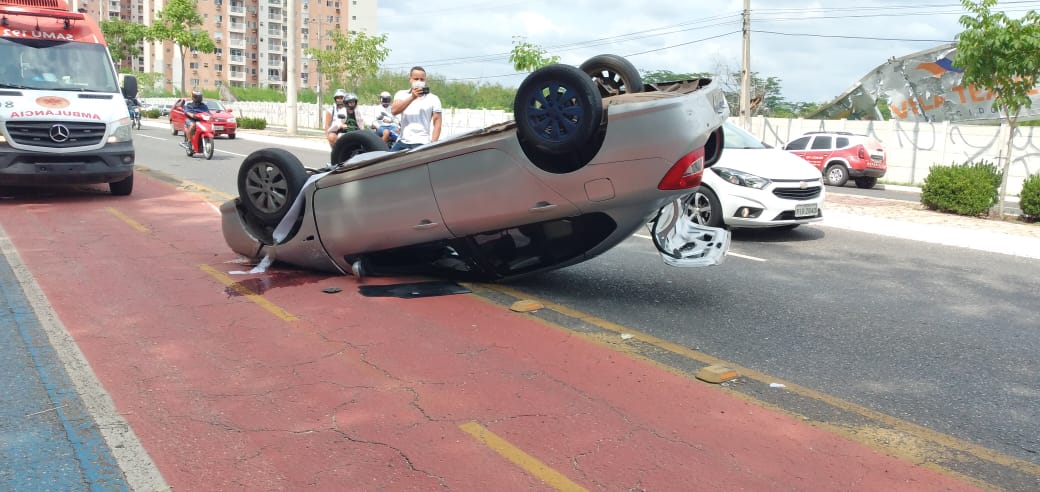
{"left": 784, "top": 136, "right": 812, "bottom": 163}
{"left": 169, "top": 99, "right": 186, "bottom": 132}
{"left": 802, "top": 135, "right": 833, "bottom": 170}
{"left": 427, "top": 149, "right": 580, "bottom": 237}
{"left": 311, "top": 164, "right": 452, "bottom": 259}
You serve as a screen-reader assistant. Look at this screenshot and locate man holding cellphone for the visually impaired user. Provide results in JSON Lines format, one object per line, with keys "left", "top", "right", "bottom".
{"left": 390, "top": 66, "right": 442, "bottom": 151}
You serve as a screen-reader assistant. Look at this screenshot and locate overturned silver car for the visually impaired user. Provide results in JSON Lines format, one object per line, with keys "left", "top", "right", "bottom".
{"left": 220, "top": 55, "right": 730, "bottom": 281}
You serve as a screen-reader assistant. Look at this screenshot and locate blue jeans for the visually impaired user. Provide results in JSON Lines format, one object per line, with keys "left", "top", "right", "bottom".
{"left": 390, "top": 141, "right": 423, "bottom": 152}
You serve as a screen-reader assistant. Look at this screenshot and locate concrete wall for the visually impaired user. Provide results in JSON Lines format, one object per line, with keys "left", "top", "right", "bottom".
{"left": 743, "top": 116, "right": 1039, "bottom": 196}
{"left": 144, "top": 97, "right": 1038, "bottom": 195}
{"left": 144, "top": 98, "right": 513, "bottom": 139}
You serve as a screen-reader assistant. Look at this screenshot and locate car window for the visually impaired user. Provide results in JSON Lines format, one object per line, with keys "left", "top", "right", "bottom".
{"left": 810, "top": 136, "right": 832, "bottom": 150}
{"left": 205, "top": 100, "right": 224, "bottom": 111}
{"left": 785, "top": 136, "right": 810, "bottom": 150}
{"left": 836, "top": 137, "right": 849, "bottom": 148}
{"left": 721, "top": 122, "right": 767, "bottom": 149}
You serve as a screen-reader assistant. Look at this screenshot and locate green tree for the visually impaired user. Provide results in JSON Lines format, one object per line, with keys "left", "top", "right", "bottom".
{"left": 640, "top": 70, "right": 712, "bottom": 84}
{"left": 955, "top": 0, "right": 1040, "bottom": 217}
{"left": 100, "top": 19, "right": 149, "bottom": 70}
{"left": 148, "top": 0, "right": 216, "bottom": 96}
{"left": 508, "top": 38, "right": 559, "bottom": 72}
{"left": 305, "top": 30, "right": 390, "bottom": 100}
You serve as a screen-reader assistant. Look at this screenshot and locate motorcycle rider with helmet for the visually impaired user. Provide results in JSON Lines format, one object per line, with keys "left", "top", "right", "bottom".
{"left": 325, "top": 89, "right": 363, "bottom": 147}
{"left": 182, "top": 89, "right": 212, "bottom": 149}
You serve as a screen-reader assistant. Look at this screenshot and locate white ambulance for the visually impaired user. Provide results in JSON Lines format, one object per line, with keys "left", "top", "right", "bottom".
{"left": 0, "top": 0, "right": 138, "bottom": 195}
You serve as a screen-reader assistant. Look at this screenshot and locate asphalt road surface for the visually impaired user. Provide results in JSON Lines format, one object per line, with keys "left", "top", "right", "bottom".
{"left": 6, "top": 121, "right": 1035, "bottom": 489}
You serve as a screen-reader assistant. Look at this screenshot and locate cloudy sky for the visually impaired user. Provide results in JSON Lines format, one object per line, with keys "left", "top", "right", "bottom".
{"left": 374, "top": 0, "right": 1040, "bottom": 104}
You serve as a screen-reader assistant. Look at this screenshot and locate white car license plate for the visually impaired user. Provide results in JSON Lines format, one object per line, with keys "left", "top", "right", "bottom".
{"left": 214, "top": 125, "right": 224, "bottom": 131}
{"left": 795, "top": 203, "right": 818, "bottom": 217}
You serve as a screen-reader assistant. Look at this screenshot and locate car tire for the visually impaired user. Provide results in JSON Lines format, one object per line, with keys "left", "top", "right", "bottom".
{"left": 330, "top": 130, "right": 389, "bottom": 165}
{"left": 688, "top": 187, "right": 724, "bottom": 228}
{"left": 514, "top": 64, "right": 603, "bottom": 173}
{"left": 579, "top": 54, "right": 644, "bottom": 98}
{"left": 228, "top": 133, "right": 237, "bottom": 140}
{"left": 109, "top": 174, "right": 133, "bottom": 196}
{"left": 237, "top": 148, "right": 310, "bottom": 227}
{"left": 855, "top": 177, "right": 878, "bottom": 189}
{"left": 170, "top": 121, "right": 178, "bottom": 136}
{"left": 823, "top": 163, "right": 849, "bottom": 187}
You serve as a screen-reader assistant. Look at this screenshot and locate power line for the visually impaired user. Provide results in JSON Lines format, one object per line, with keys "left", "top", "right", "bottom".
{"left": 752, "top": 30, "right": 955, "bottom": 43}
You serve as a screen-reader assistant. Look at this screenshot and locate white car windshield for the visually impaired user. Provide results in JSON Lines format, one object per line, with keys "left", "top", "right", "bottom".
{"left": 0, "top": 38, "right": 119, "bottom": 92}
{"left": 722, "top": 122, "right": 768, "bottom": 150}
{"left": 205, "top": 100, "right": 225, "bottom": 111}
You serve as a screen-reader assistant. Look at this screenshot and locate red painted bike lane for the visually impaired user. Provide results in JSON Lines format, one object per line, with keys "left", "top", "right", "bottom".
{"left": 0, "top": 175, "right": 981, "bottom": 491}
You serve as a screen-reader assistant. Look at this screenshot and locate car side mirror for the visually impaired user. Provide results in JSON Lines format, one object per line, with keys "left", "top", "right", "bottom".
{"left": 226, "top": 108, "right": 233, "bottom": 113}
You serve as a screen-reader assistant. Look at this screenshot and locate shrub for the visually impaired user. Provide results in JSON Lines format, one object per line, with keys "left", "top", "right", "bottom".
{"left": 1019, "top": 173, "right": 1040, "bottom": 219}
{"left": 143, "top": 109, "right": 162, "bottom": 119}
{"left": 920, "top": 160, "right": 1002, "bottom": 216}
{"left": 237, "top": 117, "right": 267, "bottom": 130}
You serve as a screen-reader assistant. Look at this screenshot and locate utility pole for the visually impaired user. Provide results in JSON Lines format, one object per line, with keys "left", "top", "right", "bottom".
{"left": 312, "top": 18, "right": 323, "bottom": 129}
{"left": 739, "top": 0, "right": 751, "bottom": 129}
{"left": 286, "top": 0, "right": 298, "bottom": 135}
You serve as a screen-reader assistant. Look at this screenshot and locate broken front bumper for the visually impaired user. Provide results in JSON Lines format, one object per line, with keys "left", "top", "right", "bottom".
{"left": 648, "top": 196, "right": 730, "bottom": 267}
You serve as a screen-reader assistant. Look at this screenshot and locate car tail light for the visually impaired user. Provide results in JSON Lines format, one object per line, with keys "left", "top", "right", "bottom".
{"left": 658, "top": 147, "right": 705, "bottom": 190}
{"left": 858, "top": 146, "right": 867, "bottom": 160}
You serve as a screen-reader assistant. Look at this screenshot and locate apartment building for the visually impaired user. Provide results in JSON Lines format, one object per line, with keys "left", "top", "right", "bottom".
{"left": 70, "top": 0, "right": 377, "bottom": 92}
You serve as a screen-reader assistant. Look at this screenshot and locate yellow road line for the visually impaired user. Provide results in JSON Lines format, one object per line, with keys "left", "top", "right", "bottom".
{"left": 198, "top": 264, "right": 298, "bottom": 322}
{"left": 482, "top": 284, "right": 1040, "bottom": 480}
{"left": 105, "top": 207, "right": 149, "bottom": 233}
{"left": 459, "top": 422, "right": 587, "bottom": 492}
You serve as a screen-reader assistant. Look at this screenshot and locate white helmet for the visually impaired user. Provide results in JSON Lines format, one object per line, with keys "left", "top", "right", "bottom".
{"left": 333, "top": 88, "right": 347, "bottom": 99}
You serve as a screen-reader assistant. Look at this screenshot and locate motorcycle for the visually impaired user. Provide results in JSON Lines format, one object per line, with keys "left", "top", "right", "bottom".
{"left": 184, "top": 112, "right": 215, "bottom": 160}
{"left": 126, "top": 101, "right": 142, "bottom": 130}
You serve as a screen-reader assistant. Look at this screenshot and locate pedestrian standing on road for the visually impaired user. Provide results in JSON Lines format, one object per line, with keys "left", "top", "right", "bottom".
{"left": 390, "top": 66, "right": 442, "bottom": 151}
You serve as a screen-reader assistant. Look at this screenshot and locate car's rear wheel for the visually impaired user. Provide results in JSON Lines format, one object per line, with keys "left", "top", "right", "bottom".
{"left": 688, "top": 187, "right": 724, "bottom": 228}
{"left": 855, "top": 177, "right": 878, "bottom": 189}
{"left": 824, "top": 163, "right": 849, "bottom": 187}
{"left": 330, "top": 130, "right": 388, "bottom": 165}
{"left": 579, "top": 54, "right": 644, "bottom": 97}
{"left": 237, "top": 148, "right": 310, "bottom": 227}
{"left": 514, "top": 64, "right": 603, "bottom": 173}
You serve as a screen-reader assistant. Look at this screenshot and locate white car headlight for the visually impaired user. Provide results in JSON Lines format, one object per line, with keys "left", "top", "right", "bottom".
{"left": 227, "top": 117, "right": 236, "bottom": 123}
{"left": 712, "top": 167, "right": 771, "bottom": 189}
{"left": 108, "top": 118, "right": 133, "bottom": 143}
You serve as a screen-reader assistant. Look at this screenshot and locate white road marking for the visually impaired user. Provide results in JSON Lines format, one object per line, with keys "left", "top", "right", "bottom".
{"left": 134, "top": 132, "right": 247, "bottom": 157}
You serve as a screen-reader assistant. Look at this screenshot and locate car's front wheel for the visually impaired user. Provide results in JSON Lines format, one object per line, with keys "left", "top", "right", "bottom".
{"left": 579, "top": 54, "right": 644, "bottom": 98}
{"left": 170, "top": 121, "right": 178, "bottom": 136}
{"left": 855, "top": 177, "right": 878, "bottom": 189}
{"left": 824, "top": 164, "right": 849, "bottom": 187}
{"left": 109, "top": 174, "right": 133, "bottom": 196}
{"left": 688, "top": 187, "right": 724, "bottom": 228}
{"left": 237, "top": 148, "right": 310, "bottom": 227}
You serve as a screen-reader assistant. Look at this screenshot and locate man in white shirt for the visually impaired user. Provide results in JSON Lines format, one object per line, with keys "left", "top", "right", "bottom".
{"left": 390, "top": 66, "right": 442, "bottom": 151}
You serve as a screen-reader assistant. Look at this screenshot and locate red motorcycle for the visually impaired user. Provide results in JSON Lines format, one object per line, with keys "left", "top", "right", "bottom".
{"left": 184, "top": 112, "right": 215, "bottom": 160}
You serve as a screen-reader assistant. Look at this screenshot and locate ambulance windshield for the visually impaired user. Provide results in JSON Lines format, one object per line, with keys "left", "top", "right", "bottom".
{"left": 0, "top": 38, "right": 119, "bottom": 93}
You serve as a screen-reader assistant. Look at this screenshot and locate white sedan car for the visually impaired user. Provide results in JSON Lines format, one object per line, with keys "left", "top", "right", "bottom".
{"left": 686, "top": 121, "right": 825, "bottom": 229}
